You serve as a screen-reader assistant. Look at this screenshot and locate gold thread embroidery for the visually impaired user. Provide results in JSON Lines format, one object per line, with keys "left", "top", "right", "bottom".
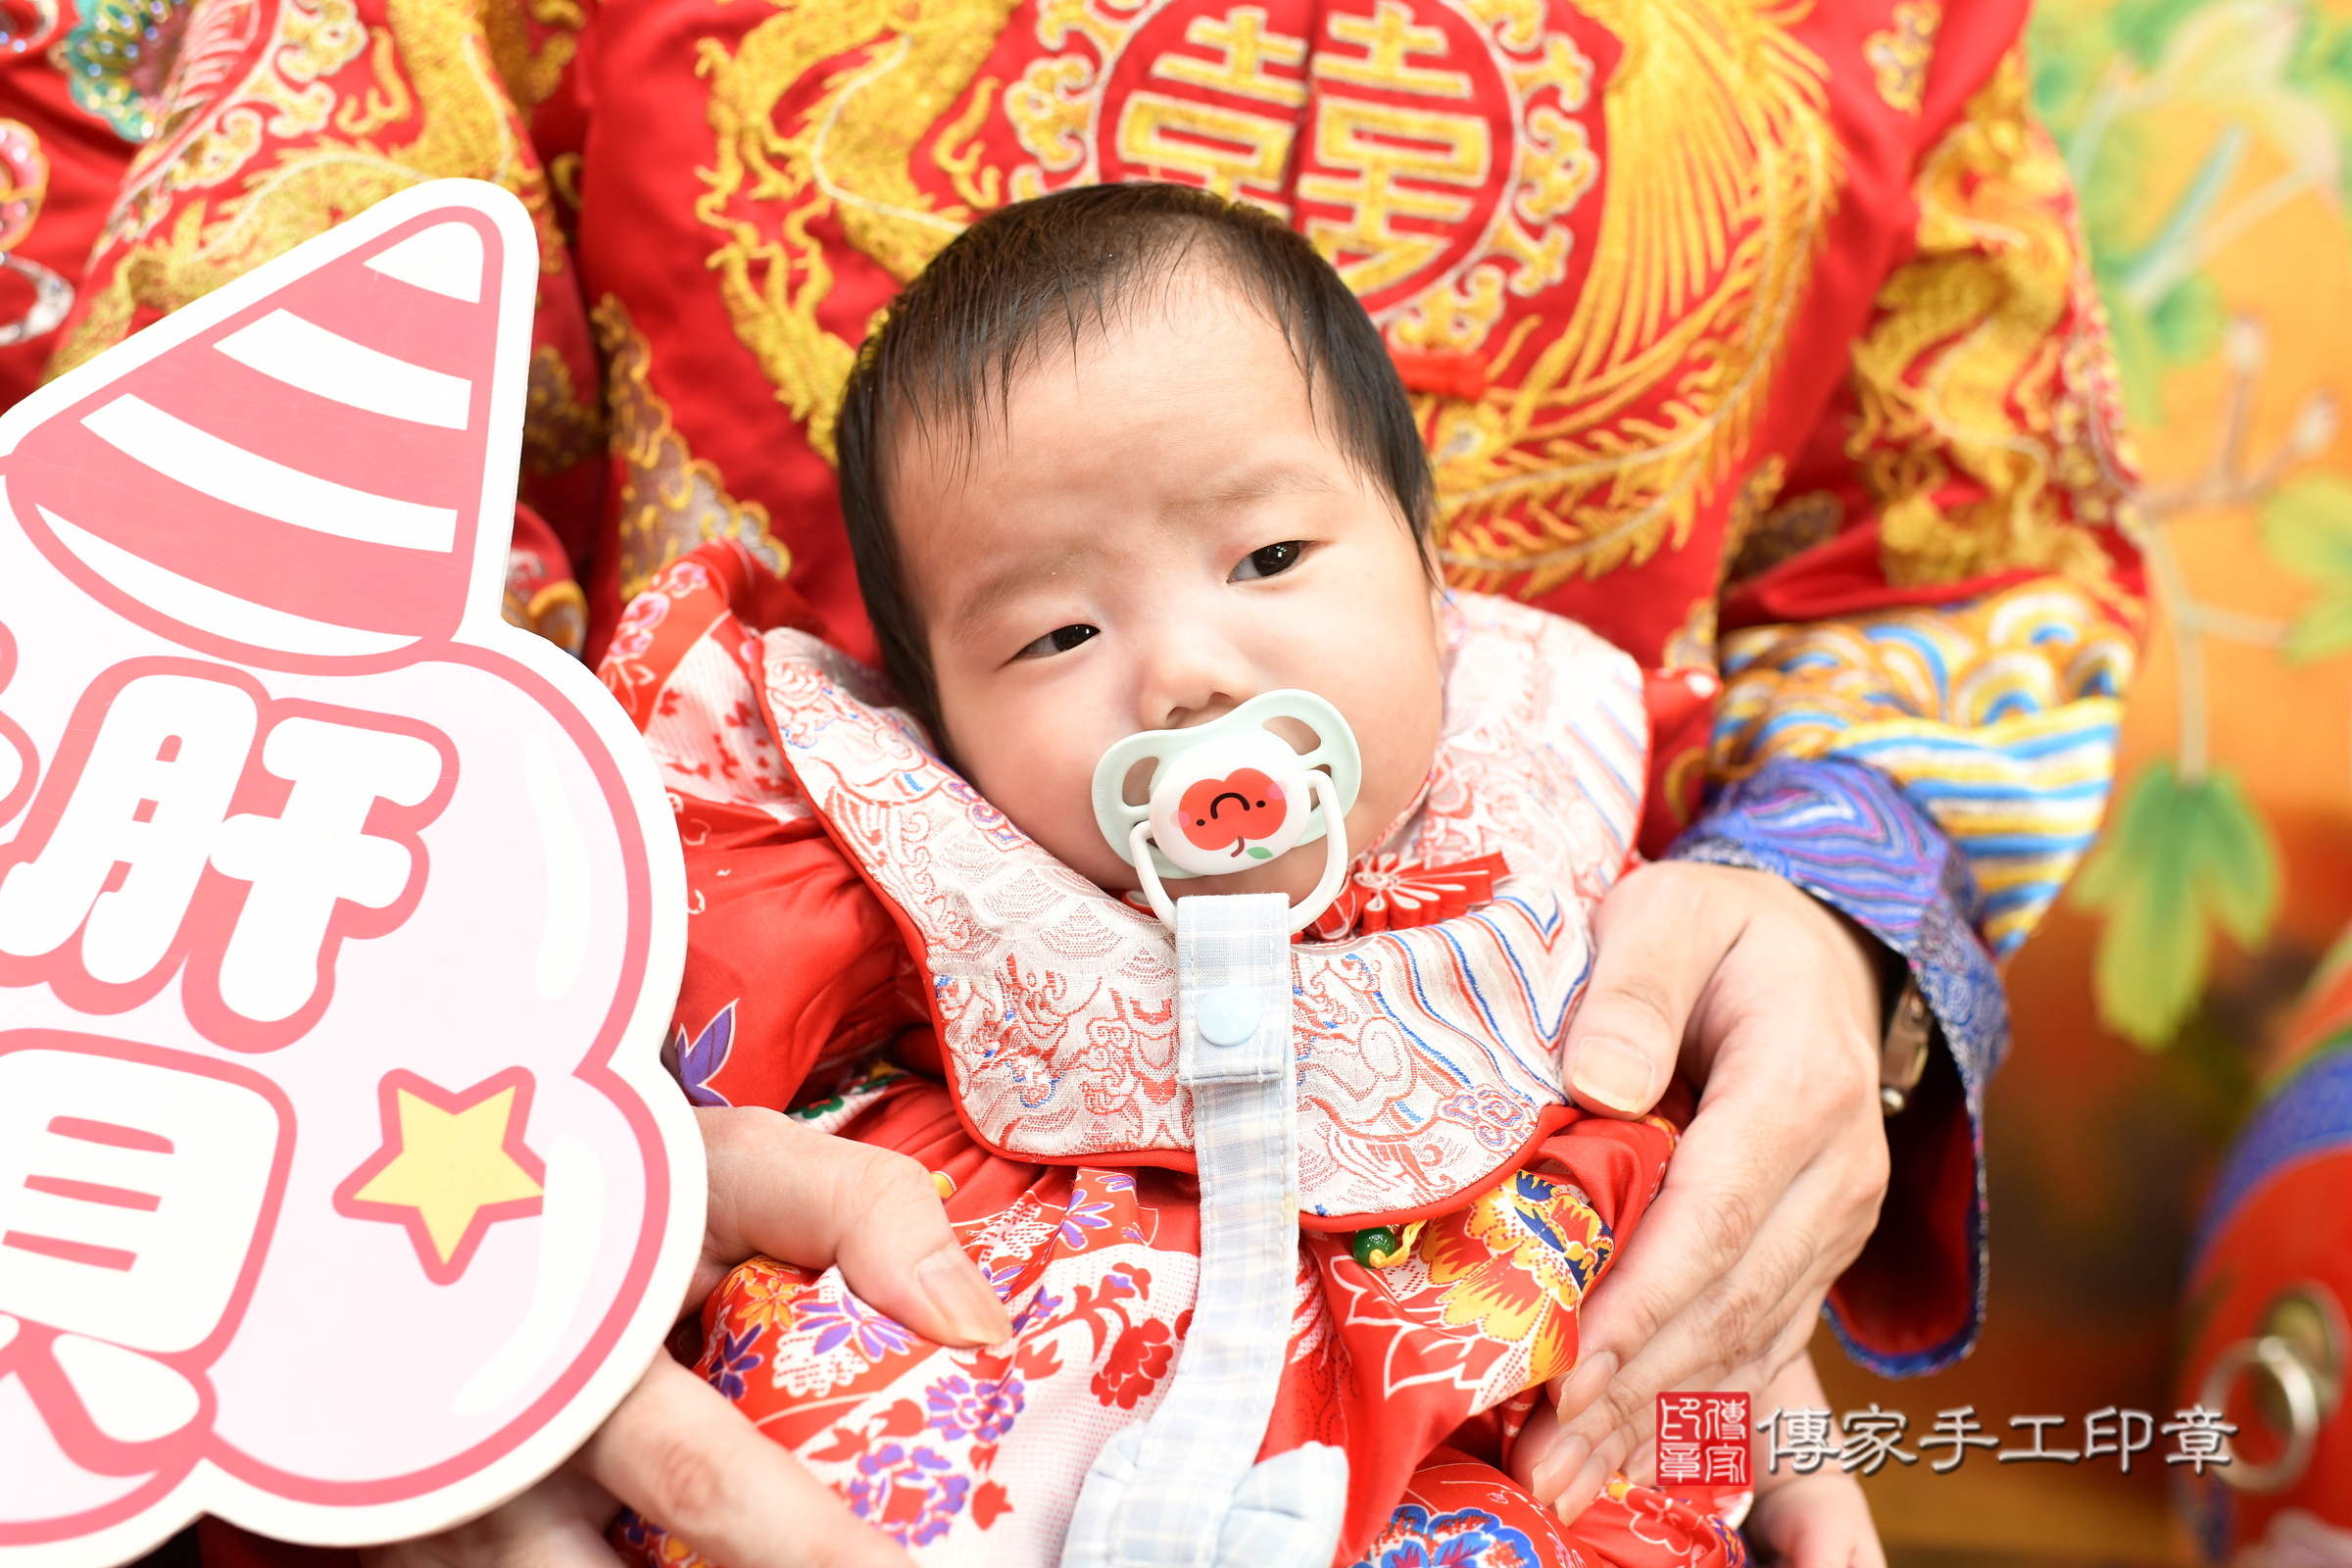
{"left": 1864, "top": 0, "right": 1937, "bottom": 116}
{"left": 932, "top": 74, "right": 1004, "bottom": 210}
{"left": 49, "top": 0, "right": 559, "bottom": 376}
{"left": 691, "top": 0, "right": 1023, "bottom": 461}
{"left": 1005, "top": 54, "right": 1096, "bottom": 172}
{"left": 522, "top": 343, "right": 606, "bottom": 474}
{"left": 1515, "top": 98, "right": 1596, "bottom": 226}
{"left": 1299, "top": 101, "right": 1495, "bottom": 298}
{"left": 550, "top": 148, "right": 581, "bottom": 209}
{"left": 1289, "top": 3, "right": 1507, "bottom": 302}
{"left": 1663, "top": 454, "right": 1784, "bottom": 669}
{"left": 595, "top": 294, "right": 793, "bottom": 604}
{"left": 1714, "top": 453, "right": 1789, "bottom": 574}
{"left": 505, "top": 576, "right": 589, "bottom": 657}
{"left": 1387, "top": 21, "right": 1591, "bottom": 358}
{"left": 1153, "top": 7, "right": 1307, "bottom": 106}
{"left": 1320, "top": 1, "right": 1472, "bottom": 95}
{"left": 1847, "top": 48, "right": 2135, "bottom": 589}
{"left": 333, "top": 26, "right": 414, "bottom": 135}
{"left": 1115, "top": 90, "right": 1298, "bottom": 207}
{"left": 482, "top": 0, "right": 579, "bottom": 120}
{"left": 1107, "top": 0, "right": 1591, "bottom": 343}
{"left": 1434, "top": 0, "right": 1840, "bottom": 596}
{"left": 1457, "top": 0, "right": 1540, "bottom": 51}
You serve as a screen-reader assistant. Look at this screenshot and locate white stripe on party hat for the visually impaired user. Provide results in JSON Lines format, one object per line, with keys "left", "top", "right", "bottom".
{"left": 0, "top": 182, "right": 536, "bottom": 669}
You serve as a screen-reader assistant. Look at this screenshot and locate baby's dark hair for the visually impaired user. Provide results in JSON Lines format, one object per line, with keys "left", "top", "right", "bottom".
{"left": 835, "top": 181, "right": 1435, "bottom": 746}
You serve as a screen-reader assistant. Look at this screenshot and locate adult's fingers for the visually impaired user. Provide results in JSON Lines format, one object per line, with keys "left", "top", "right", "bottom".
{"left": 1561, "top": 869, "right": 1885, "bottom": 1405}
{"left": 1523, "top": 869, "right": 1888, "bottom": 1516}
{"left": 1526, "top": 1169, "right": 1854, "bottom": 1515}
{"left": 1571, "top": 1037, "right": 1879, "bottom": 1395}
{"left": 1513, "top": 1141, "right": 1841, "bottom": 1512}
{"left": 1524, "top": 1051, "right": 1883, "bottom": 1514}
{"left": 692, "top": 1106, "right": 1009, "bottom": 1348}
{"left": 1559, "top": 864, "right": 1746, "bottom": 1116}
{"left": 1514, "top": 1285, "right": 1832, "bottom": 1508}
{"left": 580, "top": 1353, "right": 914, "bottom": 1568}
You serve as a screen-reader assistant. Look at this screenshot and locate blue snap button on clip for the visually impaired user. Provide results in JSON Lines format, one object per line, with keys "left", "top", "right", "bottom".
{"left": 1197, "top": 986, "right": 1260, "bottom": 1048}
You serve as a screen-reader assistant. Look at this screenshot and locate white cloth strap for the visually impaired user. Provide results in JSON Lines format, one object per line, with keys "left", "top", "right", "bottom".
{"left": 1058, "top": 893, "right": 1348, "bottom": 1568}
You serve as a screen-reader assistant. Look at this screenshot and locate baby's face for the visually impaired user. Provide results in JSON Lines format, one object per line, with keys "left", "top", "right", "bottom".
{"left": 891, "top": 268, "right": 1445, "bottom": 904}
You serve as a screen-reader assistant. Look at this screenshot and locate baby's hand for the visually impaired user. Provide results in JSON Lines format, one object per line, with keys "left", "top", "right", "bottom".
{"left": 1741, "top": 1468, "right": 1883, "bottom": 1568}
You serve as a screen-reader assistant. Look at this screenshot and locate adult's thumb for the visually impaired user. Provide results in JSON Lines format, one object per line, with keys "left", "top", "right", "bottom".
{"left": 1563, "top": 998, "right": 1678, "bottom": 1116}
{"left": 1561, "top": 865, "right": 1725, "bottom": 1116}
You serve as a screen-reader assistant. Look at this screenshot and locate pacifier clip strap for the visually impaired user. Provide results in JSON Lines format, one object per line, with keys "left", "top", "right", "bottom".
{"left": 1058, "top": 892, "right": 1347, "bottom": 1568}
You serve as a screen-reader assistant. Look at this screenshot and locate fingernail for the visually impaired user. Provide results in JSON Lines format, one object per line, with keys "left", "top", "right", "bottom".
{"left": 914, "top": 1244, "right": 1011, "bottom": 1347}
{"left": 1556, "top": 1450, "right": 1613, "bottom": 1524}
{"left": 1550, "top": 1350, "right": 1616, "bottom": 1423}
{"left": 1570, "top": 1036, "right": 1655, "bottom": 1114}
{"left": 1528, "top": 1434, "right": 1590, "bottom": 1504}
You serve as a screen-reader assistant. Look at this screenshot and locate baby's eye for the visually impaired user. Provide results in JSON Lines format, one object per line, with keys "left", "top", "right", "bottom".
{"left": 1231, "top": 541, "right": 1306, "bottom": 581}
{"left": 1014, "top": 624, "right": 1100, "bottom": 660}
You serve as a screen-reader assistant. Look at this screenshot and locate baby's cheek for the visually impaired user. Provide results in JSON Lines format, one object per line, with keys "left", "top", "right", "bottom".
{"left": 1339, "top": 640, "right": 1447, "bottom": 844}
{"left": 958, "top": 719, "right": 1136, "bottom": 888}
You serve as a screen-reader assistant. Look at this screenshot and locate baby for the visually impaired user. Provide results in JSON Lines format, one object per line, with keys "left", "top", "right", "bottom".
{"left": 608, "top": 183, "right": 1879, "bottom": 1568}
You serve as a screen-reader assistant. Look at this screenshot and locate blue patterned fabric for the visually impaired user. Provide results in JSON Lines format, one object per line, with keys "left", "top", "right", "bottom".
{"left": 2187, "top": 1037, "right": 2352, "bottom": 1279}
{"left": 1670, "top": 756, "right": 2008, "bottom": 1377}
{"left": 1348, "top": 1503, "right": 1545, "bottom": 1568}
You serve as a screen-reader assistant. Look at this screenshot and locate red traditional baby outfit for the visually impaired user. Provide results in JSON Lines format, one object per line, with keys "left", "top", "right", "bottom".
{"left": 3, "top": 0, "right": 2145, "bottom": 1415}
{"left": 601, "top": 542, "right": 1751, "bottom": 1568}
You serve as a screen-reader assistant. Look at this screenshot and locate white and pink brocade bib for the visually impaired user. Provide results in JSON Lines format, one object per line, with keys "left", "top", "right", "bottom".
{"left": 734, "top": 592, "right": 1647, "bottom": 1227}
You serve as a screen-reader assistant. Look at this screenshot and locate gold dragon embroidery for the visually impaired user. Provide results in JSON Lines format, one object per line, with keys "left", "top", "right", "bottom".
{"left": 1846, "top": 49, "right": 2135, "bottom": 589}
{"left": 596, "top": 295, "right": 794, "bottom": 603}
{"left": 482, "top": 0, "right": 582, "bottom": 121}
{"left": 48, "top": 0, "right": 570, "bottom": 376}
{"left": 693, "top": 0, "right": 1024, "bottom": 462}
{"left": 1434, "top": 0, "right": 1838, "bottom": 597}
{"left": 522, "top": 342, "right": 605, "bottom": 474}
{"left": 686, "top": 0, "right": 1831, "bottom": 583}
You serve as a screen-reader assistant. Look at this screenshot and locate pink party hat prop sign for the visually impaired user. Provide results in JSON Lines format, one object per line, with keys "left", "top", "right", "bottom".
{"left": 0, "top": 181, "right": 702, "bottom": 1567}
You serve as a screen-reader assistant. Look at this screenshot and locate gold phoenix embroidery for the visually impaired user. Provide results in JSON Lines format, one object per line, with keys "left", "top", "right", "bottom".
{"left": 1434, "top": 0, "right": 1839, "bottom": 597}
{"left": 522, "top": 343, "right": 606, "bottom": 474}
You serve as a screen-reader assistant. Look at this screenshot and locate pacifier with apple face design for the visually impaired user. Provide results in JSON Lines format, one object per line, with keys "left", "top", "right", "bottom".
{"left": 1091, "top": 690, "right": 1361, "bottom": 933}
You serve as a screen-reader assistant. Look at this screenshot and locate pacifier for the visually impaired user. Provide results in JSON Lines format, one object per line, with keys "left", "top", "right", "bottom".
{"left": 1090, "top": 690, "right": 1361, "bottom": 934}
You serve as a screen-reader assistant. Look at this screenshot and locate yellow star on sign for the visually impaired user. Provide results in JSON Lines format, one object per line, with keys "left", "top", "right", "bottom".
{"left": 336, "top": 1068, "right": 547, "bottom": 1284}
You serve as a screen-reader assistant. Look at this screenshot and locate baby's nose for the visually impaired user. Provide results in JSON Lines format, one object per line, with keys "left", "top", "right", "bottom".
{"left": 1133, "top": 618, "right": 1263, "bottom": 734}
{"left": 1154, "top": 695, "right": 1241, "bottom": 731}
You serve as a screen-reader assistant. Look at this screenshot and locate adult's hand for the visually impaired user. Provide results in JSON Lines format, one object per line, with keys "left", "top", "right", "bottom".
{"left": 365, "top": 1106, "right": 1011, "bottom": 1568}
{"left": 1511, "top": 861, "right": 1893, "bottom": 1519}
